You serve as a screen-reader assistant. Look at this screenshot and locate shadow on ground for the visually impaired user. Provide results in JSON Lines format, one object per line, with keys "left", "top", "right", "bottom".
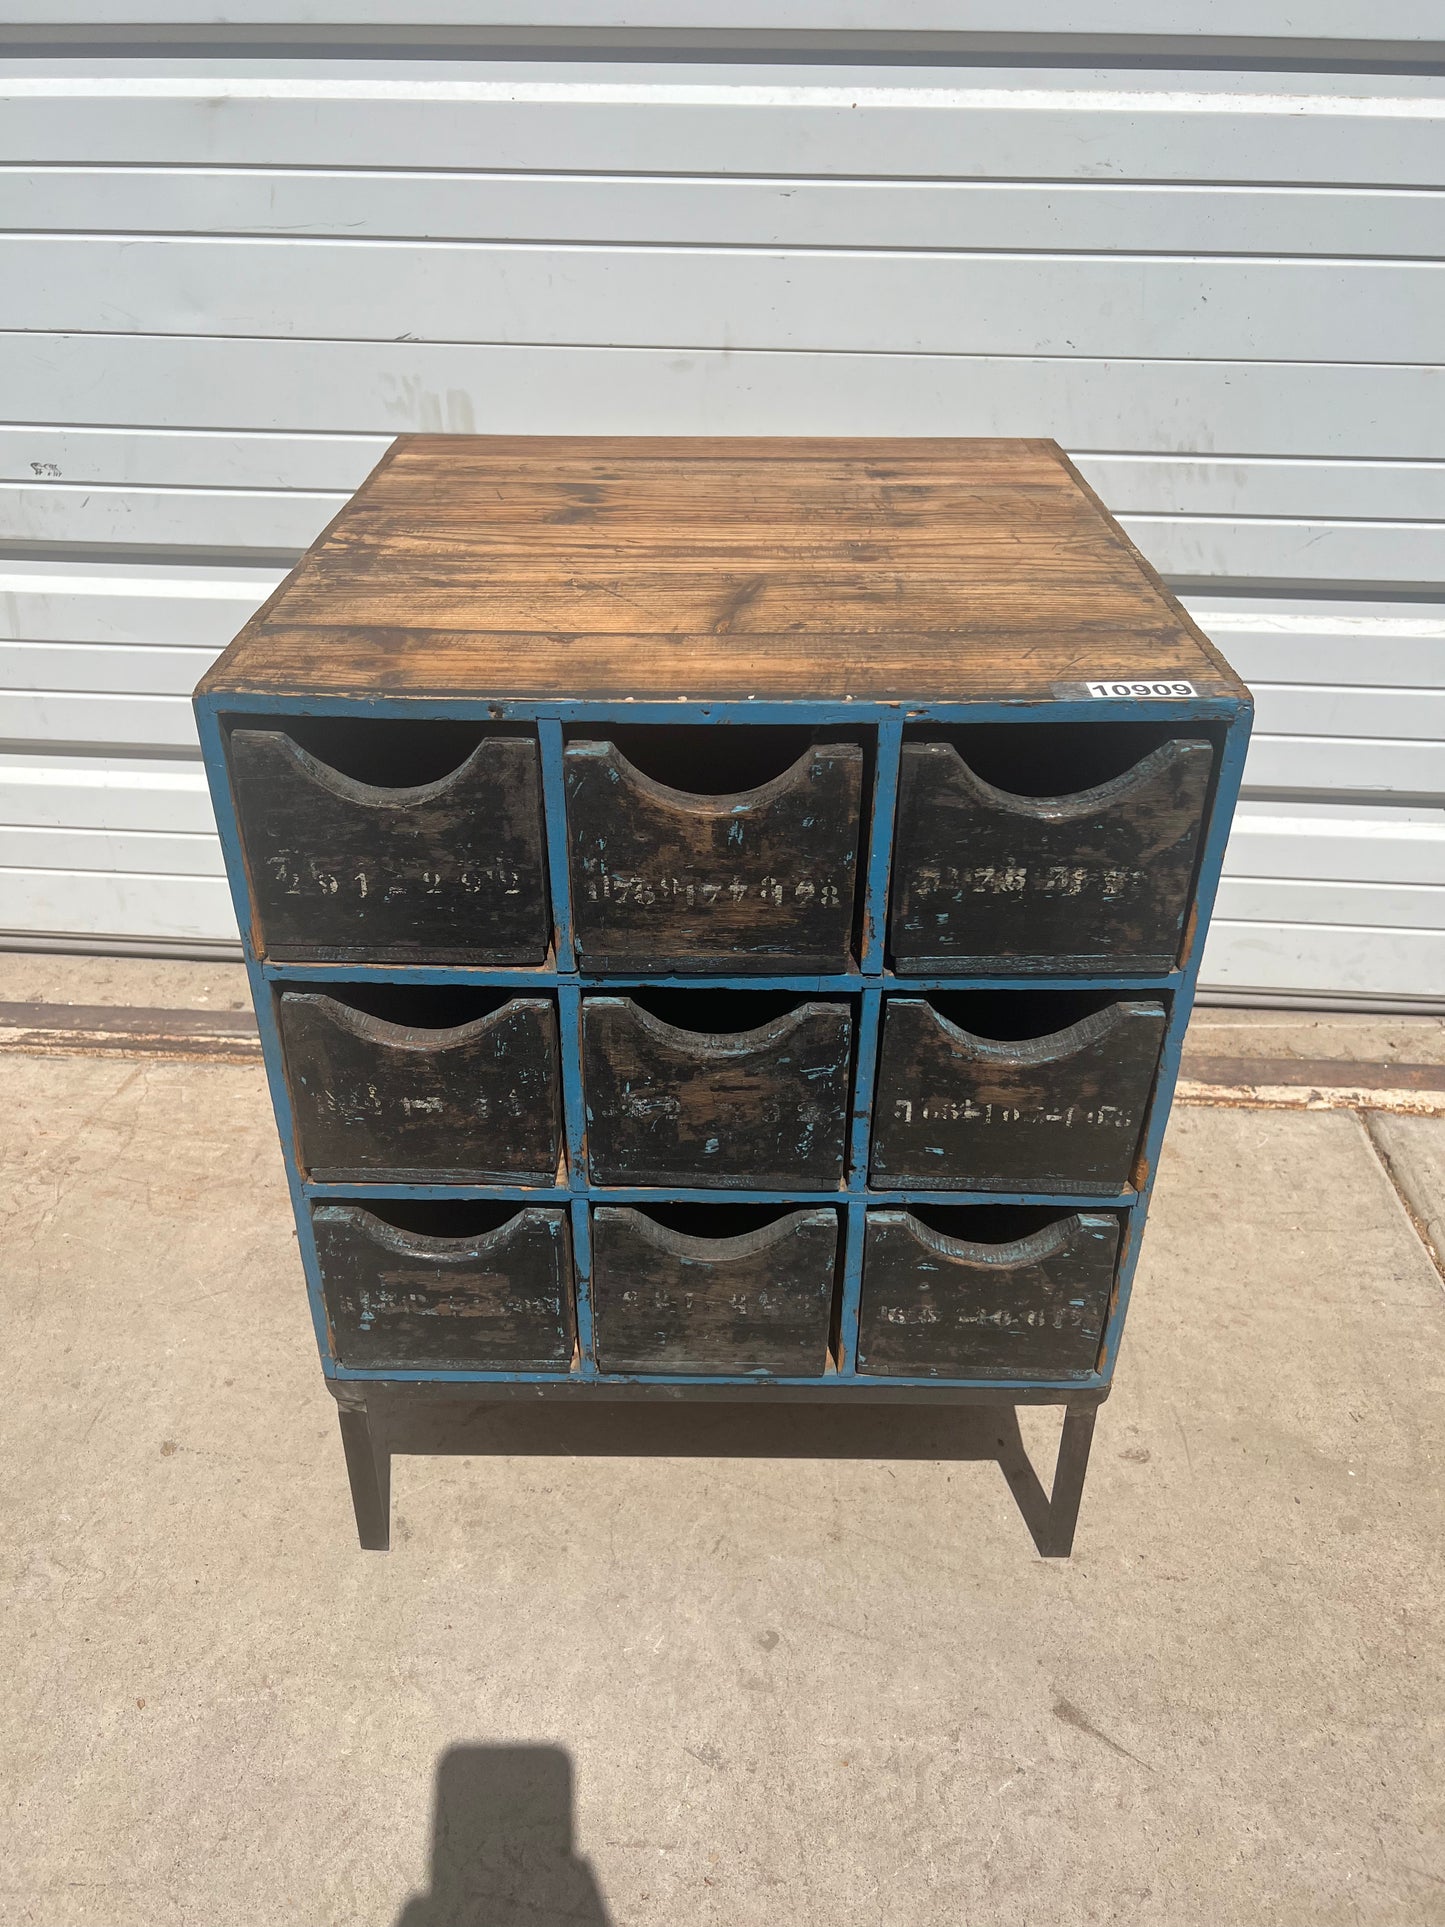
{"left": 374, "top": 1398, "right": 1078, "bottom": 1556}
{"left": 397, "top": 1745, "right": 610, "bottom": 1927}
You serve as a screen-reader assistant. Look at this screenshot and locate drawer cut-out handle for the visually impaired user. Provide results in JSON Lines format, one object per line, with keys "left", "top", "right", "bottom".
{"left": 233, "top": 729, "right": 506, "bottom": 810}
{"left": 912, "top": 738, "right": 1208, "bottom": 821}
{"left": 567, "top": 738, "right": 860, "bottom": 814}
{"left": 593, "top": 1205, "right": 836, "bottom": 1264}
{"left": 870, "top": 1209, "right": 1116, "bottom": 1268}
{"left": 313, "top": 1203, "right": 566, "bottom": 1266}
{"left": 283, "top": 991, "right": 552, "bottom": 1054}
{"left": 589, "top": 995, "right": 844, "bottom": 1061}
{"left": 901, "top": 997, "right": 1164, "bottom": 1069}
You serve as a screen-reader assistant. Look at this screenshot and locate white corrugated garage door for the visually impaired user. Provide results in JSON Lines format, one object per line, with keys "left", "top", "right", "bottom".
{"left": 2, "top": 8, "right": 1442, "bottom": 1004}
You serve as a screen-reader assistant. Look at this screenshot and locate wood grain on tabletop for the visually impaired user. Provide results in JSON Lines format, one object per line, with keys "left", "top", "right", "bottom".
{"left": 199, "top": 437, "right": 1247, "bottom": 704}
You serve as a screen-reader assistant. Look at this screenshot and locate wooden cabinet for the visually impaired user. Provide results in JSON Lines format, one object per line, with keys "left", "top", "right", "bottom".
{"left": 196, "top": 434, "right": 1250, "bottom": 1554}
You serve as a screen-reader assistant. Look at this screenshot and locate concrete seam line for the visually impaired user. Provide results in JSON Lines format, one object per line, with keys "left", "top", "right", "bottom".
{"left": 1361, "top": 1112, "right": 1445, "bottom": 1293}
{"left": 1180, "top": 1057, "right": 1445, "bottom": 1094}
{"left": 1174, "top": 1084, "right": 1445, "bottom": 1117}
{"left": 0, "top": 1000, "right": 262, "bottom": 1061}
{"left": 0, "top": 1038, "right": 263, "bottom": 1064}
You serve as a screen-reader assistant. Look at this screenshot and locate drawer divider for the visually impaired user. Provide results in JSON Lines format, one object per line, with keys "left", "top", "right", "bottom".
{"left": 557, "top": 982, "right": 587, "bottom": 1188}
{"left": 538, "top": 717, "right": 575, "bottom": 970}
{"left": 569, "top": 1195, "right": 598, "bottom": 1377}
{"left": 836, "top": 1199, "right": 868, "bottom": 1376}
{"left": 861, "top": 717, "right": 902, "bottom": 975}
{"left": 847, "top": 983, "right": 884, "bottom": 1187}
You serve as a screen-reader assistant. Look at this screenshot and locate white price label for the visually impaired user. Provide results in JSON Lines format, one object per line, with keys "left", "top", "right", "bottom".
{"left": 1084, "top": 679, "right": 1197, "bottom": 700}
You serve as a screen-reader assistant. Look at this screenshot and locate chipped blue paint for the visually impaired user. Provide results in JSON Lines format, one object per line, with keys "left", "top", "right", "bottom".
{"left": 861, "top": 717, "right": 903, "bottom": 974}
{"left": 194, "top": 701, "right": 337, "bottom": 1368}
{"left": 302, "top": 1180, "right": 1133, "bottom": 1207}
{"left": 327, "top": 1360, "right": 1111, "bottom": 1390}
{"left": 569, "top": 1196, "right": 597, "bottom": 1375}
{"left": 198, "top": 690, "right": 1239, "bottom": 728}
{"left": 1095, "top": 701, "right": 1253, "bottom": 1380}
{"left": 537, "top": 718, "right": 576, "bottom": 970}
{"left": 258, "top": 960, "right": 1182, "bottom": 993}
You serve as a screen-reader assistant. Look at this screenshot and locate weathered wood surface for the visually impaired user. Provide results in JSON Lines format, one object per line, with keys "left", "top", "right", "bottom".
{"left": 198, "top": 437, "right": 1247, "bottom": 705}
{"left": 279, "top": 992, "right": 562, "bottom": 1182}
{"left": 870, "top": 998, "right": 1166, "bottom": 1193}
{"left": 582, "top": 995, "right": 851, "bottom": 1188}
{"left": 858, "top": 1210, "right": 1120, "bottom": 1380}
{"left": 890, "top": 738, "right": 1213, "bottom": 972}
{"left": 229, "top": 727, "right": 549, "bottom": 962}
{"left": 566, "top": 740, "right": 862, "bottom": 971}
{"left": 313, "top": 1204, "right": 575, "bottom": 1371}
{"left": 590, "top": 1206, "right": 840, "bottom": 1375}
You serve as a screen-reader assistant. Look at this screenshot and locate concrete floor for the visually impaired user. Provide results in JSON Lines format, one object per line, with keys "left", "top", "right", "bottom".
{"left": 4, "top": 994, "right": 1445, "bottom": 1923}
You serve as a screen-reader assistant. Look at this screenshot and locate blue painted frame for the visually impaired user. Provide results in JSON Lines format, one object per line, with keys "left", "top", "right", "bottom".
{"left": 195, "top": 687, "right": 1251, "bottom": 1397}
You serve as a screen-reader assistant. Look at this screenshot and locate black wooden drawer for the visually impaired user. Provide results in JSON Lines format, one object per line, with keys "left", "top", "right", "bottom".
{"left": 890, "top": 730, "right": 1212, "bottom": 972}
{"left": 857, "top": 1208, "right": 1119, "bottom": 1380}
{"left": 229, "top": 723, "right": 549, "bottom": 962}
{"left": 313, "top": 1203, "right": 575, "bottom": 1371}
{"left": 279, "top": 988, "right": 562, "bottom": 1182}
{"left": 870, "top": 993, "right": 1165, "bottom": 1193}
{"left": 582, "top": 992, "right": 851, "bottom": 1188}
{"left": 590, "top": 1205, "right": 840, "bottom": 1375}
{"left": 565, "top": 734, "right": 862, "bottom": 971}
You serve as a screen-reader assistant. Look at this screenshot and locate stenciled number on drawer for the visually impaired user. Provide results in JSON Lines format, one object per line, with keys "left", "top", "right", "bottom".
{"left": 580, "top": 868, "right": 843, "bottom": 909}
{"left": 911, "top": 862, "right": 1145, "bottom": 903}
{"left": 353, "top": 1286, "right": 561, "bottom": 1327}
{"left": 878, "top": 1302, "right": 1083, "bottom": 1333}
{"left": 891, "top": 1096, "right": 1136, "bottom": 1130}
{"left": 320, "top": 1087, "right": 504, "bottom": 1124}
{"left": 621, "top": 1285, "right": 776, "bottom": 1315}
{"left": 265, "top": 853, "right": 526, "bottom": 900}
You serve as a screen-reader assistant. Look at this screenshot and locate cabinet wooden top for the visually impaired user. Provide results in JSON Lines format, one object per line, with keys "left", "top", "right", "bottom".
{"left": 199, "top": 437, "right": 1247, "bottom": 706}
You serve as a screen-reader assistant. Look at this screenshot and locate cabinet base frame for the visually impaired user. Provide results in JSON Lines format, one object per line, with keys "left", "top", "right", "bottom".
{"left": 329, "top": 1378, "right": 1106, "bottom": 1560}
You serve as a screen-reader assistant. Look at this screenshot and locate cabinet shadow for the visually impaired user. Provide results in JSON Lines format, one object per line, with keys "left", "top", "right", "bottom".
{"left": 396, "top": 1744, "right": 610, "bottom": 1927}
{"left": 375, "top": 1397, "right": 1092, "bottom": 1558}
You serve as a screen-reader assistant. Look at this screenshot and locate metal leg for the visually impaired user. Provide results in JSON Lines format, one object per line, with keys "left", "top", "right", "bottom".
{"left": 337, "top": 1398, "right": 391, "bottom": 1552}
{"left": 1036, "top": 1403, "right": 1097, "bottom": 1559}
{"left": 995, "top": 1399, "right": 1100, "bottom": 1558}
